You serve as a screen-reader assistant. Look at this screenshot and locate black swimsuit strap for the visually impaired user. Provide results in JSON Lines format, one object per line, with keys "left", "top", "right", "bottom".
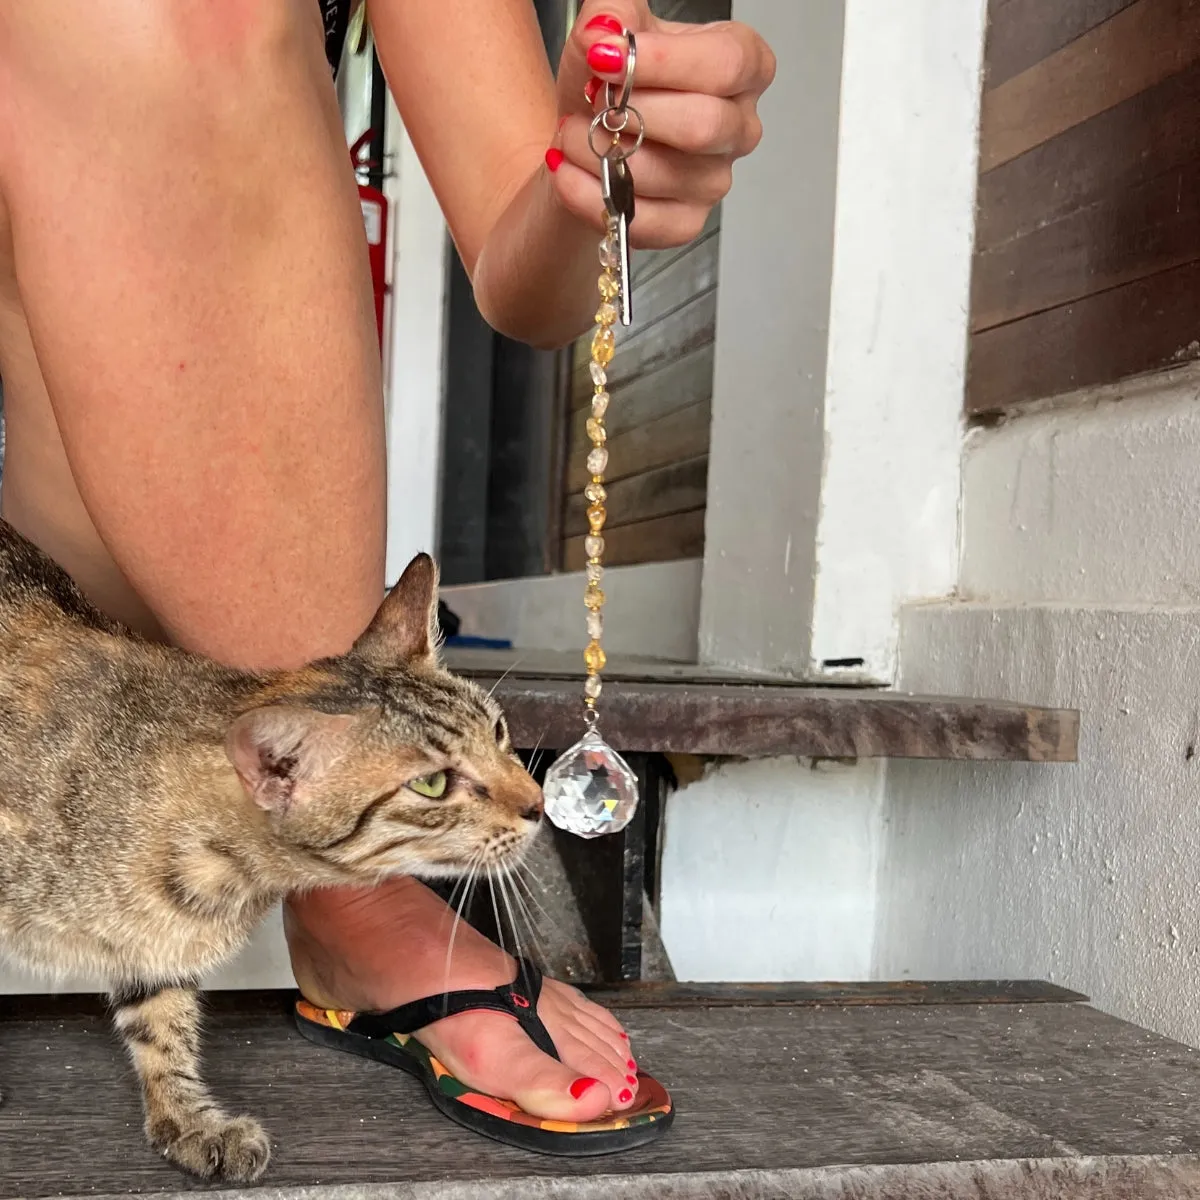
{"left": 318, "top": 0, "right": 354, "bottom": 76}
{"left": 347, "top": 958, "right": 560, "bottom": 1061}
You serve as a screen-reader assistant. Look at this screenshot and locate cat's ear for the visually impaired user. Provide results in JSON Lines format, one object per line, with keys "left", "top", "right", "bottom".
{"left": 226, "top": 706, "right": 359, "bottom": 815}
{"left": 352, "top": 552, "right": 440, "bottom": 667}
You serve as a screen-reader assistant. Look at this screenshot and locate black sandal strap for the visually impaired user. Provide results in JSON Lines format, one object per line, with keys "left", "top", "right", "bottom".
{"left": 348, "top": 957, "right": 559, "bottom": 1061}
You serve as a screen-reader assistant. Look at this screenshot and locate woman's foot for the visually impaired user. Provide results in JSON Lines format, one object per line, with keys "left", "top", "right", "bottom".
{"left": 284, "top": 876, "right": 641, "bottom": 1122}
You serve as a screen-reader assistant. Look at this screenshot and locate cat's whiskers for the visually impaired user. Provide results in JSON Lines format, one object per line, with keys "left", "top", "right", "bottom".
{"left": 441, "top": 850, "right": 484, "bottom": 1004}
{"left": 485, "top": 657, "right": 526, "bottom": 703}
{"left": 510, "top": 863, "right": 566, "bottom": 940}
{"left": 500, "top": 862, "right": 550, "bottom": 969}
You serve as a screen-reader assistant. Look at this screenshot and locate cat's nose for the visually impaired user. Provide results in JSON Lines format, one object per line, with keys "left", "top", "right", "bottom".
{"left": 519, "top": 793, "right": 544, "bottom": 823}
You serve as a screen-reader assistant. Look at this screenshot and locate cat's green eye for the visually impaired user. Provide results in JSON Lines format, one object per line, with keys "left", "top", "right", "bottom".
{"left": 408, "top": 771, "right": 448, "bottom": 799}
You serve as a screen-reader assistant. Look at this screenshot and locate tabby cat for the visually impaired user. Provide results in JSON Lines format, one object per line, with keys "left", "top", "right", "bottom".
{"left": 0, "top": 520, "right": 542, "bottom": 1181}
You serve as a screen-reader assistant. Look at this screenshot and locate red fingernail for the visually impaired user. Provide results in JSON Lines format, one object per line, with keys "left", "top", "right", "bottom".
{"left": 626, "top": 1059, "right": 636, "bottom": 1070}
{"left": 587, "top": 43, "right": 624, "bottom": 73}
{"left": 626, "top": 1074, "right": 637, "bottom": 1085}
{"left": 618, "top": 1088, "right": 633, "bottom": 1104}
{"left": 584, "top": 77, "right": 602, "bottom": 105}
{"left": 585, "top": 14, "right": 624, "bottom": 34}
{"left": 545, "top": 148, "right": 565, "bottom": 173}
{"left": 570, "top": 1077, "right": 599, "bottom": 1099}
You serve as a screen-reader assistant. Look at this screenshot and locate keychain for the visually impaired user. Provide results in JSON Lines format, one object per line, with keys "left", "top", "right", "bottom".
{"left": 543, "top": 32, "right": 643, "bottom": 839}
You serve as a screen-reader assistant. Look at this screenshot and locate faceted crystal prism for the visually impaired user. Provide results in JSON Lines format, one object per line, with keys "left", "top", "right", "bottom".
{"left": 542, "top": 730, "right": 639, "bottom": 838}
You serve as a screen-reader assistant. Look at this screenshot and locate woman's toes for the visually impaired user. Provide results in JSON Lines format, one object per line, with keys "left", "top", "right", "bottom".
{"left": 553, "top": 1029, "right": 638, "bottom": 1108}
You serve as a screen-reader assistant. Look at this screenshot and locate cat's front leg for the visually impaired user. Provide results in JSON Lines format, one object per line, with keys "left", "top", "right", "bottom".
{"left": 109, "top": 982, "right": 270, "bottom": 1182}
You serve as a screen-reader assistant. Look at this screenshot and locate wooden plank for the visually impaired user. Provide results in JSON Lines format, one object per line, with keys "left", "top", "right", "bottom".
{"left": 477, "top": 677, "right": 1080, "bottom": 762}
{"left": 567, "top": 399, "right": 711, "bottom": 491}
{"left": 572, "top": 287, "right": 717, "bottom": 399}
{"left": 10, "top": 994, "right": 1200, "bottom": 1198}
{"left": 984, "top": 0, "right": 1138, "bottom": 90}
{"left": 979, "top": 0, "right": 1200, "bottom": 173}
{"left": 978, "top": 58, "right": 1200, "bottom": 252}
{"left": 580, "top": 979, "right": 1089, "bottom": 1008}
{"left": 967, "top": 257, "right": 1200, "bottom": 414}
{"left": 562, "top": 508, "right": 706, "bottom": 570}
{"left": 564, "top": 456, "right": 708, "bottom": 535}
{"left": 569, "top": 342, "right": 715, "bottom": 448}
{"left": 972, "top": 159, "right": 1200, "bottom": 331}
{"left": 631, "top": 208, "right": 721, "bottom": 288}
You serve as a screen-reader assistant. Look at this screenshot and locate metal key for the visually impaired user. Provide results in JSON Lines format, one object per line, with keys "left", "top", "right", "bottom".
{"left": 601, "top": 147, "right": 636, "bottom": 327}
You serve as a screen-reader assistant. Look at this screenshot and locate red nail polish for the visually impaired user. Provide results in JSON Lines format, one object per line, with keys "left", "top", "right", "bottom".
{"left": 570, "top": 1076, "right": 599, "bottom": 1099}
{"left": 626, "top": 1074, "right": 637, "bottom": 1085}
{"left": 587, "top": 43, "right": 624, "bottom": 73}
{"left": 545, "top": 148, "right": 565, "bottom": 173}
{"left": 584, "top": 77, "right": 602, "bottom": 105}
{"left": 585, "top": 14, "right": 624, "bottom": 34}
{"left": 619, "top": 1032, "right": 629, "bottom": 1040}
{"left": 618, "top": 1088, "right": 633, "bottom": 1104}
{"left": 626, "top": 1059, "right": 636, "bottom": 1070}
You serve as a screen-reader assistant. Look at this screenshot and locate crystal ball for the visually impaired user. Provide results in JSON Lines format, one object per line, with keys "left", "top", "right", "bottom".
{"left": 542, "top": 730, "right": 639, "bottom": 839}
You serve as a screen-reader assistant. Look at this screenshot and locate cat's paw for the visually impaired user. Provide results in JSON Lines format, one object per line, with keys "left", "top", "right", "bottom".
{"left": 149, "top": 1112, "right": 270, "bottom": 1182}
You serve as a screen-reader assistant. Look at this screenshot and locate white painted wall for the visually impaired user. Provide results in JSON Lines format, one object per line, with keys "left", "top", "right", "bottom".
{"left": 700, "top": 0, "right": 981, "bottom": 684}
{"left": 877, "top": 379, "right": 1200, "bottom": 1047}
{"left": 661, "top": 758, "right": 884, "bottom": 981}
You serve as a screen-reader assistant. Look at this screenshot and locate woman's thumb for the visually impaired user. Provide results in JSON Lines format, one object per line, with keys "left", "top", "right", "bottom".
{"left": 557, "top": 1, "right": 652, "bottom": 110}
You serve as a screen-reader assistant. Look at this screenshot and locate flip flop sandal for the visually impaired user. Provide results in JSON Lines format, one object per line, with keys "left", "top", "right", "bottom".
{"left": 293, "top": 956, "right": 674, "bottom": 1156}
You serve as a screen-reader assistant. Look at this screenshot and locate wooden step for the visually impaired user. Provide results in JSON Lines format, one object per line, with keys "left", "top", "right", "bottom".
{"left": 3, "top": 984, "right": 1199, "bottom": 1199}
{"left": 444, "top": 649, "right": 1079, "bottom": 763}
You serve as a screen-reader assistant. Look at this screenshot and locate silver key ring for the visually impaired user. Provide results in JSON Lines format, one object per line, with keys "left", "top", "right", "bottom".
{"left": 604, "top": 29, "right": 636, "bottom": 116}
{"left": 588, "top": 105, "right": 645, "bottom": 159}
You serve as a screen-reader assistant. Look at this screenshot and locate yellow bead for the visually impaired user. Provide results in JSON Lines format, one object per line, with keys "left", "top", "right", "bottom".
{"left": 585, "top": 583, "right": 605, "bottom": 610}
{"left": 586, "top": 417, "right": 607, "bottom": 444}
{"left": 595, "top": 302, "right": 618, "bottom": 327}
{"left": 587, "top": 503, "right": 606, "bottom": 533}
{"left": 584, "top": 640, "right": 607, "bottom": 671}
{"left": 591, "top": 326, "right": 615, "bottom": 365}
{"left": 598, "top": 273, "right": 619, "bottom": 301}
{"left": 584, "top": 483, "right": 606, "bottom": 505}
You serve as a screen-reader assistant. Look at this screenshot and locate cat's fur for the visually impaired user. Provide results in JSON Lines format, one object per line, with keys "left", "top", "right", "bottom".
{"left": 0, "top": 519, "right": 542, "bottom": 1181}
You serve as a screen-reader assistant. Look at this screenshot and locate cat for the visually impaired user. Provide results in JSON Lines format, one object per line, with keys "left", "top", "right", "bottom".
{"left": 0, "top": 519, "right": 543, "bottom": 1182}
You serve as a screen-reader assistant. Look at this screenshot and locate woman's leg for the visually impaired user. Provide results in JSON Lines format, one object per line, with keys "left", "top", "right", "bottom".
{"left": 0, "top": 0, "right": 633, "bottom": 1121}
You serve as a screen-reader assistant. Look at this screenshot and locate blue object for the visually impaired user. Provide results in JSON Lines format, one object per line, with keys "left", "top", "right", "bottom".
{"left": 444, "top": 635, "right": 514, "bottom": 650}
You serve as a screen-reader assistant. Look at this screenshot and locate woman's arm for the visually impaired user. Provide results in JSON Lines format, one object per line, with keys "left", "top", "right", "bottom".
{"left": 368, "top": 0, "right": 774, "bottom": 348}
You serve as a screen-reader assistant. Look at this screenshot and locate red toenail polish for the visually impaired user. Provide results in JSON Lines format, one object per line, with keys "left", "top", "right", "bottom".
{"left": 627, "top": 1059, "right": 636, "bottom": 1070}
{"left": 618, "top": 1088, "right": 633, "bottom": 1104}
{"left": 545, "top": 148, "right": 565, "bottom": 173}
{"left": 626, "top": 1074, "right": 637, "bottom": 1085}
{"left": 619, "top": 1032, "right": 629, "bottom": 1040}
{"left": 585, "top": 14, "right": 624, "bottom": 34}
{"left": 570, "top": 1077, "right": 599, "bottom": 1099}
{"left": 587, "top": 43, "right": 624, "bottom": 73}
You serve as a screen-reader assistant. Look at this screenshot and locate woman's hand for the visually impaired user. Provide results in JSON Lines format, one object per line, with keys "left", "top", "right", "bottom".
{"left": 544, "top": 1, "right": 775, "bottom": 250}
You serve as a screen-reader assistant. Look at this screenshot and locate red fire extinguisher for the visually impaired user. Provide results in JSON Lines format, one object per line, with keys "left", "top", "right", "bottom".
{"left": 351, "top": 129, "right": 388, "bottom": 352}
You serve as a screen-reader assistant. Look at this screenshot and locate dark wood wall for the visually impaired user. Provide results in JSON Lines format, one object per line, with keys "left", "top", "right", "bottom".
{"left": 557, "top": 0, "right": 728, "bottom": 572}
{"left": 968, "top": 0, "right": 1200, "bottom": 416}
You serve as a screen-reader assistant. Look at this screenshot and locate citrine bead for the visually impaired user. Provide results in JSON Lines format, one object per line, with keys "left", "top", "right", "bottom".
{"left": 583, "top": 639, "right": 607, "bottom": 672}
{"left": 586, "top": 503, "right": 606, "bottom": 532}
{"left": 587, "top": 610, "right": 603, "bottom": 640}
{"left": 598, "top": 273, "right": 619, "bottom": 301}
{"left": 591, "top": 326, "right": 615, "bottom": 365}
{"left": 589, "top": 362, "right": 607, "bottom": 388}
{"left": 595, "top": 302, "right": 618, "bottom": 327}
{"left": 587, "top": 447, "right": 608, "bottom": 476}
{"left": 585, "top": 583, "right": 605, "bottom": 610}
{"left": 584, "top": 674, "right": 603, "bottom": 700}
{"left": 584, "top": 483, "right": 606, "bottom": 505}
{"left": 592, "top": 390, "right": 610, "bottom": 417}
{"left": 584, "top": 534, "right": 605, "bottom": 557}
{"left": 586, "top": 417, "right": 607, "bottom": 445}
